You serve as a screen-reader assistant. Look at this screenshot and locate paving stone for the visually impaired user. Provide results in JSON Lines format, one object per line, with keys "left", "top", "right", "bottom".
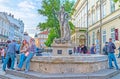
{"left": 4, "top": 68, "right": 120, "bottom": 79}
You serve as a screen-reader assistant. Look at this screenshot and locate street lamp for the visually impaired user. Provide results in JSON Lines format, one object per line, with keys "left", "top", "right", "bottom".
{"left": 86, "top": 0, "right": 89, "bottom": 48}
{"left": 100, "top": 0, "right": 102, "bottom": 54}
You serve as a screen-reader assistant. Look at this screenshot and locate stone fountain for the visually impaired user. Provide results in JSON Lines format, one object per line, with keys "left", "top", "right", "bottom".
{"left": 30, "top": 6, "right": 108, "bottom": 74}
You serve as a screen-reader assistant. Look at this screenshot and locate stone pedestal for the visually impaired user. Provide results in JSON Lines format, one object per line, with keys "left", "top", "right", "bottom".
{"left": 51, "top": 42, "right": 73, "bottom": 56}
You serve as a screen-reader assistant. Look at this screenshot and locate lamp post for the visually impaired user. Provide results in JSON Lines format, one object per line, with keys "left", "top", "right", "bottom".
{"left": 86, "top": 0, "right": 89, "bottom": 48}
{"left": 100, "top": 0, "right": 102, "bottom": 54}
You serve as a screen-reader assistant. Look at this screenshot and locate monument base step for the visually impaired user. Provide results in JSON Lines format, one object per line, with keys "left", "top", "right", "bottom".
{"left": 3, "top": 69, "right": 120, "bottom": 79}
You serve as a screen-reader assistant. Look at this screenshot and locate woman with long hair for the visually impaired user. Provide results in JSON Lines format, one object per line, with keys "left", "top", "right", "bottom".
{"left": 24, "top": 38, "right": 36, "bottom": 72}
{"left": 17, "top": 40, "right": 29, "bottom": 71}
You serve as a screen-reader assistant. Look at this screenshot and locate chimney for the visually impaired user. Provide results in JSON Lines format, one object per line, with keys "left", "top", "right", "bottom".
{"left": 12, "top": 15, "right": 14, "bottom": 18}
{"left": 9, "top": 13, "right": 11, "bottom": 16}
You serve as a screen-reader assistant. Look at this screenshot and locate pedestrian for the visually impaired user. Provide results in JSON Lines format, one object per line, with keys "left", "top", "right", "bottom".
{"left": 81, "top": 44, "right": 87, "bottom": 54}
{"left": 103, "top": 42, "right": 109, "bottom": 55}
{"left": 17, "top": 40, "right": 29, "bottom": 71}
{"left": 77, "top": 45, "right": 80, "bottom": 54}
{"left": 90, "top": 44, "right": 96, "bottom": 54}
{"left": 95, "top": 43, "right": 100, "bottom": 54}
{"left": 73, "top": 46, "right": 76, "bottom": 54}
{"left": 15, "top": 41, "right": 21, "bottom": 54}
{"left": 0, "top": 48, "right": 2, "bottom": 63}
{"left": 117, "top": 46, "right": 120, "bottom": 58}
{"left": 15, "top": 41, "right": 21, "bottom": 64}
{"left": 103, "top": 42, "right": 114, "bottom": 67}
{"left": 24, "top": 38, "right": 36, "bottom": 73}
{"left": 5, "top": 40, "right": 11, "bottom": 69}
{"left": 2, "top": 40, "right": 16, "bottom": 73}
{"left": 1, "top": 47, "right": 6, "bottom": 64}
{"left": 108, "top": 38, "right": 119, "bottom": 70}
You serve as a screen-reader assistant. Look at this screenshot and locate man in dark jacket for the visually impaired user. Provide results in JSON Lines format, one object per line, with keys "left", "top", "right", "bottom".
{"left": 103, "top": 42, "right": 109, "bottom": 55}
{"left": 108, "top": 38, "right": 119, "bottom": 70}
{"left": 103, "top": 42, "right": 114, "bottom": 67}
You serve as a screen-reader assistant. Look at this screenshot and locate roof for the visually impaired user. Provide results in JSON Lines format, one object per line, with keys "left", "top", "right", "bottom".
{"left": 39, "top": 30, "right": 49, "bottom": 35}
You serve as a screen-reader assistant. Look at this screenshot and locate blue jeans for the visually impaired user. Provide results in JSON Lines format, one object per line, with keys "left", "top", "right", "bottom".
{"left": 18, "top": 53, "right": 26, "bottom": 69}
{"left": 1, "top": 56, "right": 4, "bottom": 63}
{"left": 25, "top": 53, "right": 34, "bottom": 71}
{"left": 108, "top": 53, "right": 119, "bottom": 69}
{"left": 2, "top": 53, "right": 15, "bottom": 71}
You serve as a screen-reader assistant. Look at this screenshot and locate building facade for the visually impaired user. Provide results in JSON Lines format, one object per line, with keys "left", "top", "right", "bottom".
{"left": 0, "top": 12, "right": 9, "bottom": 42}
{"left": 72, "top": 0, "right": 120, "bottom": 52}
{"left": 6, "top": 13, "right": 24, "bottom": 41}
{"left": 71, "top": 27, "right": 87, "bottom": 46}
{"left": 0, "top": 12, "right": 24, "bottom": 42}
{"left": 34, "top": 30, "right": 48, "bottom": 48}
{"left": 23, "top": 32, "right": 32, "bottom": 43}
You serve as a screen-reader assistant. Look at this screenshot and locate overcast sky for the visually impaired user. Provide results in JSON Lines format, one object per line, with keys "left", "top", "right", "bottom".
{"left": 0, "top": 0, "right": 46, "bottom": 37}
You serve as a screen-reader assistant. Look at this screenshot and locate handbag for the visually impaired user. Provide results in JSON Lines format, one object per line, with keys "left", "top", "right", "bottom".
{"left": 25, "top": 52, "right": 29, "bottom": 56}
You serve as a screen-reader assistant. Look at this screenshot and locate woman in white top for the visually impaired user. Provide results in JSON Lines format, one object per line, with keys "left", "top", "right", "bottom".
{"left": 17, "top": 40, "right": 29, "bottom": 71}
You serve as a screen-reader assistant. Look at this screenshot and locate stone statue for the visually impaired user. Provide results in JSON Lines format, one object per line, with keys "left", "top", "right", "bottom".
{"left": 54, "top": 6, "right": 71, "bottom": 44}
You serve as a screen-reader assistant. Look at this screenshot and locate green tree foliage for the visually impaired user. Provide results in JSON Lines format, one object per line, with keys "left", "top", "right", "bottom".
{"left": 113, "top": 0, "right": 119, "bottom": 2}
{"left": 38, "top": 0, "right": 75, "bottom": 47}
{"left": 113, "top": 0, "right": 120, "bottom": 7}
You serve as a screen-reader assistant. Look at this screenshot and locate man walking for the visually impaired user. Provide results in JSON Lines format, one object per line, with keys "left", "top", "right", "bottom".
{"left": 2, "top": 40, "right": 16, "bottom": 73}
{"left": 108, "top": 38, "right": 119, "bottom": 70}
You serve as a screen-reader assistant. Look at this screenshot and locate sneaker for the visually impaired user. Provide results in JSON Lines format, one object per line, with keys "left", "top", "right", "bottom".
{"left": 16, "top": 68, "right": 21, "bottom": 71}
{"left": 10, "top": 68, "right": 15, "bottom": 71}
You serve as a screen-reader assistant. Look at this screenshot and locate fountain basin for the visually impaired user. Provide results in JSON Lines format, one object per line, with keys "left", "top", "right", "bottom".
{"left": 30, "top": 54, "right": 108, "bottom": 74}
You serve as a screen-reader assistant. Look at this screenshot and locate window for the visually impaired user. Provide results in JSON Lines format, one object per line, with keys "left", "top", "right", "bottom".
{"left": 102, "top": 2, "right": 106, "bottom": 18}
{"left": 92, "top": 10, "right": 95, "bottom": 24}
{"left": 102, "top": 30, "right": 106, "bottom": 43}
{"left": 92, "top": 32, "right": 95, "bottom": 44}
{"left": 88, "top": 14, "right": 92, "bottom": 26}
{"left": 96, "top": 6, "right": 100, "bottom": 21}
{"left": 89, "top": 36, "right": 90, "bottom": 45}
{"left": 110, "top": 0, "right": 115, "bottom": 12}
{"left": 111, "top": 28, "right": 115, "bottom": 42}
{"left": 81, "top": 9, "right": 84, "bottom": 27}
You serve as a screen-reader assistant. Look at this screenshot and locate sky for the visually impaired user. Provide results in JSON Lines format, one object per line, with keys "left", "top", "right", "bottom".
{"left": 0, "top": 0, "right": 76, "bottom": 37}
{"left": 0, "top": 0, "right": 46, "bottom": 37}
